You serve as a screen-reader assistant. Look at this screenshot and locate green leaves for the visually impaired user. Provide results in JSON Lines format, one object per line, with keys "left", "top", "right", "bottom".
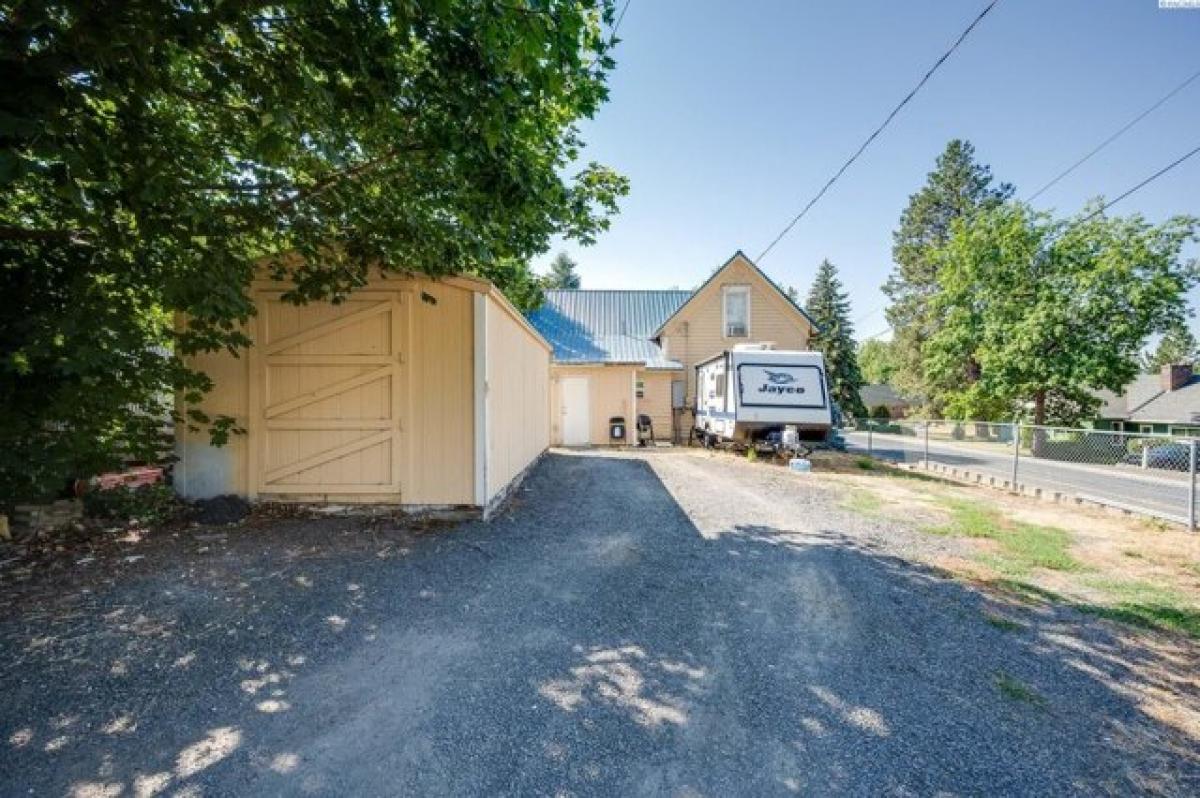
{"left": 1, "top": 0, "right": 626, "bottom": 504}
{"left": 884, "top": 139, "right": 1013, "bottom": 413}
{"left": 805, "top": 259, "right": 866, "bottom": 418}
{"left": 924, "top": 202, "right": 1199, "bottom": 424}
{"left": 545, "top": 251, "right": 581, "bottom": 289}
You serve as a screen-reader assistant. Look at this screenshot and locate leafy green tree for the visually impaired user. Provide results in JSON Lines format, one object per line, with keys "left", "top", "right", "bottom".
{"left": 1142, "top": 320, "right": 1198, "bottom": 371}
{"left": 475, "top": 258, "right": 546, "bottom": 313}
{"left": 857, "top": 339, "right": 898, "bottom": 385}
{"left": 0, "top": 1, "right": 628, "bottom": 504}
{"left": 884, "top": 139, "right": 1013, "bottom": 411}
{"left": 805, "top": 259, "right": 867, "bottom": 418}
{"left": 924, "top": 202, "right": 1198, "bottom": 426}
{"left": 545, "top": 251, "right": 582, "bottom": 289}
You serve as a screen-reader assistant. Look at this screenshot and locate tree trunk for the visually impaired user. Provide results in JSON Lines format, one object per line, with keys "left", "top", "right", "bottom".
{"left": 1031, "top": 390, "right": 1047, "bottom": 456}
{"left": 1033, "top": 390, "right": 1046, "bottom": 426}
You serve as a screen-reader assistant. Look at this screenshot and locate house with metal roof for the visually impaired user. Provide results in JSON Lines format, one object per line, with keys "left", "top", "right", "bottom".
{"left": 527, "top": 251, "right": 817, "bottom": 445}
{"left": 1092, "top": 364, "right": 1200, "bottom": 437}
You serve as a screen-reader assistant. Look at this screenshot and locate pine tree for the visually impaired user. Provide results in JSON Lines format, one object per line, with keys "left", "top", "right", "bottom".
{"left": 1143, "top": 321, "right": 1199, "bottom": 371}
{"left": 805, "top": 259, "right": 867, "bottom": 418}
{"left": 545, "top": 252, "right": 582, "bottom": 289}
{"left": 884, "top": 139, "right": 1013, "bottom": 411}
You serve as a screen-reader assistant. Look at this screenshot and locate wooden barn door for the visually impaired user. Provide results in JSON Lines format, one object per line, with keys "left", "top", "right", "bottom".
{"left": 251, "top": 291, "right": 408, "bottom": 499}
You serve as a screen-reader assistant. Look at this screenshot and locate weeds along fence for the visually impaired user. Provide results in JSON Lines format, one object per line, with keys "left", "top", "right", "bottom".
{"left": 845, "top": 419, "right": 1198, "bottom": 529}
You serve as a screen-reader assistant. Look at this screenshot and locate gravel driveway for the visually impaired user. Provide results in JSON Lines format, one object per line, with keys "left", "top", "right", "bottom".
{"left": 1, "top": 450, "right": 1197, "bottom": 796}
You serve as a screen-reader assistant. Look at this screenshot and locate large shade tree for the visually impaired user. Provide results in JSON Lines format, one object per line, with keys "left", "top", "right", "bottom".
{"left": 0, "top": 1, "right": 628, "bottom": 503}
{"left": 884, "top": 139, "right": 1013, "bottom": 412}
{"left": 857, "top": 338, "right": 898, "bottom": 385}
{"left": 924, "top": 202, "right": 1198, "bottom": 425}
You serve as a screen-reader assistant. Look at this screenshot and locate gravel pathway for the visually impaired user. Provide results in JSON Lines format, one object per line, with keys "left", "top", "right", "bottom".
{"left": 1, "top": 449, "right": 1196, "bottom": 796}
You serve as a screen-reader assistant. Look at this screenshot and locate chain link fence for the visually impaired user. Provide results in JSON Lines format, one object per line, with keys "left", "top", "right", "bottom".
{"left": 844, "top": 418, "right": 1198, "bottom": 529}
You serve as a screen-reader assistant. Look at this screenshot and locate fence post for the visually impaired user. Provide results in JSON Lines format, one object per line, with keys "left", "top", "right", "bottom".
{"left": 1189, "top": 438, "right": 1196, "bottom": 531}
{"left": 924, "top": 422, "right": 930, "bottom": 469}
{"left": 867, "top": 421, "right": 873, "bottom": 456}
{"left": 1011, "top": 423, "right": 1020, "bottom": 492}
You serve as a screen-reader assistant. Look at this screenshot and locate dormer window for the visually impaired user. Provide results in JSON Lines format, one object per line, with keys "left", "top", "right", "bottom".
{"left": 723, "top": 285, "right": 749, "bottom": 338}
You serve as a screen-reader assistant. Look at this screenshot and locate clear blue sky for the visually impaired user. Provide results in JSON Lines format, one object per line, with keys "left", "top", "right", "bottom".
{"left": 536, "top": 0, "right": 1200, "bottom": 342}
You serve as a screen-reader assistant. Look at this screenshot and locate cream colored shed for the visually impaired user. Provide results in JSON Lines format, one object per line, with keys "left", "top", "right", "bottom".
{"left": 175, "top": 273, "right": 550, "bottom": 515}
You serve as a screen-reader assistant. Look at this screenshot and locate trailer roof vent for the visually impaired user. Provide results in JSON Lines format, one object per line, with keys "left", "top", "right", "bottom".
{"left": 733, "top": 342, "right": 775, "bottom": 351}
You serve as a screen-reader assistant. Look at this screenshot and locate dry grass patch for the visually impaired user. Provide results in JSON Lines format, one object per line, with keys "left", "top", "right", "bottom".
{"left": 827, "top": 460, "right": 1200, "bottom": 640}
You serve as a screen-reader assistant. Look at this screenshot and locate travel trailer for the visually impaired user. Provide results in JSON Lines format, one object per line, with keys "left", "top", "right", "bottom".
{"left": 694, "top": 344, "right": 833, "bottom": 448}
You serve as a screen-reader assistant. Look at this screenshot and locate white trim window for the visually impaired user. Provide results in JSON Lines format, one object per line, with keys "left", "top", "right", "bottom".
{"left": 723, "top": 285, "right": 750, "bottom": 338}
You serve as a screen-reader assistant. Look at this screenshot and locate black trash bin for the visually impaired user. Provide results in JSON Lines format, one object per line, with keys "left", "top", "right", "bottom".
{"left": 609, "top": 416, "right": 626, "bottom": 443}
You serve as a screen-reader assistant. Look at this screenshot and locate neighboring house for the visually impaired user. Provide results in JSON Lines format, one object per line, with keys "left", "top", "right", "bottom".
{"left": 527, "top": 251, "right": 817, "bottom": 445}
{"left": 176, "top": 270, "right": 551, "bottom": 516}
{"left": 1092, "top": 364, "right": 1200, "bottom": 437}
{"left": 860, "top": 384, "right": 912, "bottom": 419}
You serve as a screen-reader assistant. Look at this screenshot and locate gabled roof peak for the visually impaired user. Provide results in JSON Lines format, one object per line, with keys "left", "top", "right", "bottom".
{"left": 651, "top": 249, "right": 818, "bottom": 337}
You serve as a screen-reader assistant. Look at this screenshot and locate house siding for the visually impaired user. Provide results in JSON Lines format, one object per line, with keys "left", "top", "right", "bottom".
{"left": 658, "top": 254, "right": 813, "bottom": 408}
{"left": 636, "top": 370, "right": 677, "bottom": 443}
{"left": 550, "top": 364, "right": 637, "bottom": 446}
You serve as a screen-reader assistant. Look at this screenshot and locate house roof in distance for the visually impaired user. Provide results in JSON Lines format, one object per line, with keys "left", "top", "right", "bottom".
{"left": 1095, "top": 369, "right": 1200, "bottom": 425}
{"left": 527, "top": 250, "right": 819, "bottom": 369}
{"left": 527, "top": 289, "right": 691, "bottom": 368}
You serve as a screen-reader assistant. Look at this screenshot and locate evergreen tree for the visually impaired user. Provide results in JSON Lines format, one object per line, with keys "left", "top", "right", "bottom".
{"left": 884, "top": 139, "right": 1013, "bottom": 412}
{"left": 545, "top": 252, "right": 582, "bottom": 289}
{"left": 1142, "top": 321, "right": 1199, "bottom": 371}
{"left": 805, "top": 260, "right": 867, "bottom": 418}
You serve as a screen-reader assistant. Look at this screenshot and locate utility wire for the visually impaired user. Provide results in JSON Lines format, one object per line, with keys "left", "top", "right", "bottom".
{"left": 756, "top": 0, "right": 1002, "bottom": 262}
{"left": 857, "top": 142, "right": 1200, "bottom": 342}
{"left": 1066, "top": 141, "right": 1200, "bottom": 228}
{"left": 1028, "top": 66, "right": 1200, "bottom": 203}
{"left": 613, "top": 0, "right": 632, "bottom": 36}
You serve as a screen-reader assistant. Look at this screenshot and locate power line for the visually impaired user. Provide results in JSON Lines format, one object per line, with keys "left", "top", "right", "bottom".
{"left": 613, "top": 0, "right": 632, "bottom": 36}
{"left": 857, "top": 142, "right": 1200, "bottom": 342}
{"left": 756, "top": 0, "right": 1002, "bottom": 262}
{"left": 1066, "top": 141, "right": 1200, "bottom": 229}
{"left": 1028, "top": 66, "right": 1200, "bottom": 203}
{"left": 854, "top": 303, "right": 886, "bottom": 324}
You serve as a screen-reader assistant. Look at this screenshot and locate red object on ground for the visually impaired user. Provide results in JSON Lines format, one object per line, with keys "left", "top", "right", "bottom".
{"left": 75, "top": 466, "right": 165, "bottom": 495}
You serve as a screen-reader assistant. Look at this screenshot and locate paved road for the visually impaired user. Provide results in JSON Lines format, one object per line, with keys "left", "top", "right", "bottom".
{"left": 846, "top": 431, "right": 1193, "bottom": 523}
{"left": 1, "top": 451, "right": 1196, "bottom": 795}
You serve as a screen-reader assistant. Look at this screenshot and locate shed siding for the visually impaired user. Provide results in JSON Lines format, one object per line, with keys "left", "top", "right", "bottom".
{"left": 550, "top": 364, "right": 636, "bottom": 446}
{"left": 485, "top": 292, "right": 551, "bottom": 501}
{"left": 175, "top": 326, "right": 250, "bottom": 499}
{"left": 659, "top": 255, "right": 812, "bottom": 406}
{"left": 177, "top": 275, "right": 480, "bottom": 506}
{"left": 400, "top": 279, "right": 475, "bottom": 505}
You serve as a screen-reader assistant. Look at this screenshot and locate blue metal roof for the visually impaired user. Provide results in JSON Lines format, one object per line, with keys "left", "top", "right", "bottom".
{"left": 527, "top": 290, "right": 691, "bottom": 368}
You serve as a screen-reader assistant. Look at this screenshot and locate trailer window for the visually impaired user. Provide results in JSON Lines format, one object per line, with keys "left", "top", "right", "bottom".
{"left": 715, "top": 372, "right": 725, "bottom": 398}
{"left": 723, "top": 286, "right": 749, "bottom": 338}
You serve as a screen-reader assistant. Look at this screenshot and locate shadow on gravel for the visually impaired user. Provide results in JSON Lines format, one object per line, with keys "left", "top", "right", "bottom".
{"left": 0, "top": 451, "right": 1197, "bottom": 796}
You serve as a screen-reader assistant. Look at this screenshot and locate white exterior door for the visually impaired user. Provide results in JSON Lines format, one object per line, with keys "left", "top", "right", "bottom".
{"left": 561, "top": 376, "right": 590, "bottom": 445}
